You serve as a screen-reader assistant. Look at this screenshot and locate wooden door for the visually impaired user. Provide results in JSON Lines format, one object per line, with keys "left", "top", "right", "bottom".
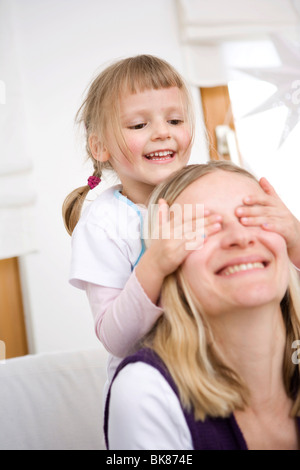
{"left": 0, "top": 257, "right": 28, "bottom": 358}
{"left": 200, "top": 85, "right": 240, "bottom": 162}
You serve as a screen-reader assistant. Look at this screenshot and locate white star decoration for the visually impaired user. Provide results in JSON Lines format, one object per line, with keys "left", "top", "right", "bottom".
{"left": 236, "top": 34, "right": 300, "bottom": 147}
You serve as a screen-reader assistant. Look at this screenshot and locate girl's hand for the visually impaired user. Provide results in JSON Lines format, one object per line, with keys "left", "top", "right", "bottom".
{"left": 235, "top": 177, "right": 300, "bottom": 269}
{"left": 136, "top": 199, "right": 222, "bottom": 305}
{"left": 149, "top": 198, "right": 222, "bottom": 278}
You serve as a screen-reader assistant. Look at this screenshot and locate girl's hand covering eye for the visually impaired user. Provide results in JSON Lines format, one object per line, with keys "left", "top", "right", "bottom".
{"left": 235, "top": 177, "right": 300, "bottom": 269}
{"left": 148, "top": 199, "right": 222, "bottom": 278}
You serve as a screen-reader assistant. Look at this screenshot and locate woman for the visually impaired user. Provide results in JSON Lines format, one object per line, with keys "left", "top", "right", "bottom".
{"left": 104, "top": 161, "right": 300, "bottom": 450}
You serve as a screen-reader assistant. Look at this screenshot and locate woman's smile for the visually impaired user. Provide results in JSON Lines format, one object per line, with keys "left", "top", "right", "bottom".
{"left": 215, "top": 255, "right": 270, "bottom": 277}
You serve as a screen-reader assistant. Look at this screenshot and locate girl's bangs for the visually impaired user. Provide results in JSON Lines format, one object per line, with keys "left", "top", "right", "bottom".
{"left": 121, "top": 65, "right": 183, "bottom": 95}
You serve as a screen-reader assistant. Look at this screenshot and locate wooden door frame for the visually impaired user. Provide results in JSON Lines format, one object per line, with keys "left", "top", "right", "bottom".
{"left": 200, "top": 85, "right": 240, "bottom": 162}
{"left": 0, "top": 257, "right": 29, "bottom": 358}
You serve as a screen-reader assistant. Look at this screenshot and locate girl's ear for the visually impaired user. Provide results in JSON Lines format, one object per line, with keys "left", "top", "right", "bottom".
{"left": 88, "top": 134, "right": 110, "bottom": 162}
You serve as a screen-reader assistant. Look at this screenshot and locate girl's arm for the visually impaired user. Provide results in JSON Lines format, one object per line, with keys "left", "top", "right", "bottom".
{"left": 86, "top": 201, "right": 222, "bottom": 357}
{"left": 86, "top": 269, "right": 163, "bottom": 357}
{"left": 135, "top": 199, "right": 222, "bottom": 304}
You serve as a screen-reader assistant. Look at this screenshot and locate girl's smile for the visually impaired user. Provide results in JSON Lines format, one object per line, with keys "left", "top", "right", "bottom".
{"left": 143, "top": 149, "right": 175, "bottom": 163}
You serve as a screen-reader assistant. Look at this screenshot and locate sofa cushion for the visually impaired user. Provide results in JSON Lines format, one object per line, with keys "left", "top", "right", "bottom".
{"left": 0, "top": 347, "right": 108, "bottom": 450}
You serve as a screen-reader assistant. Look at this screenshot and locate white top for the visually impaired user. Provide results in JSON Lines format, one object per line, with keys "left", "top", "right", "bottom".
{"left": 70, "top": 185, "right": 146, "bottom": 290}
{"left": 86, "top": 271, "right": 163, "bottom": 378}
{"left": 107, "top": 361, "right": 193, "bottom": 450}
{"left": 69, "top": 184, "right": 163, "bottom": 383}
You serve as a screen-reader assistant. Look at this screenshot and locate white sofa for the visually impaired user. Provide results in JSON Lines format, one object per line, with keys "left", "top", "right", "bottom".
{"left": 0, "top": 346, "right": 109, "bottom": 450}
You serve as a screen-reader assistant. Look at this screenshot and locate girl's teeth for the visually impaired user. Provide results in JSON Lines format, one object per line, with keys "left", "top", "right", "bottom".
{"left": 223, "top": 262, "right": 264, "bottom": 276}
{"left": 146, "top": 151, "right": 173, "bottom": 159}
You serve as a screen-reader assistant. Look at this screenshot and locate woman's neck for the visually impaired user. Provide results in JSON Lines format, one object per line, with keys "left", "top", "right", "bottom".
{"left": 210, "top": 303, "right": 287, "bottom": 411}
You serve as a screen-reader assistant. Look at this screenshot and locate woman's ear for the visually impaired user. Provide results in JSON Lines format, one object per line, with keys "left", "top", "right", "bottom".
{"left": 88, "top": 134, "right": 110, "bottom": 162}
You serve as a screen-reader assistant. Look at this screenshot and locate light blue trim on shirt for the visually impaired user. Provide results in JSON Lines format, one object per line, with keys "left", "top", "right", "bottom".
{"left": 113, "top": 189, "right": 146, "bottom": 269}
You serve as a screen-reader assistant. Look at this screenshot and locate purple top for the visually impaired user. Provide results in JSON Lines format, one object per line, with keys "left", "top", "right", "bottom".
{"left": 104, "top": 348, "right": 300, "bottom": 450}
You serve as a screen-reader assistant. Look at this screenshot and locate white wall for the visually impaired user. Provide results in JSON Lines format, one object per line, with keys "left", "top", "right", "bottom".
{"left": 11, "top": 0, "right": 208, "bottom": 353}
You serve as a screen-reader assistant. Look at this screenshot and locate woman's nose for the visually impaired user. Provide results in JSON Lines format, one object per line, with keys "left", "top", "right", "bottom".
{"left": 220, "top": 219, "right": 256, "bottom": 249}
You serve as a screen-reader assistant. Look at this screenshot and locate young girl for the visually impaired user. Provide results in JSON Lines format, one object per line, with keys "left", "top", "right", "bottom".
{"left": 63, "top": 55, "right": 219, "bottom": 383}
{"left": 63, "top": 55, "right": 300, "bottom": 385}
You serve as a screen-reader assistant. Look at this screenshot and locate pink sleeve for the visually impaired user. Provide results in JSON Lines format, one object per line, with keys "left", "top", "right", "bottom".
{"left": 85, "top": 269, "right": 163, "bottom": 357}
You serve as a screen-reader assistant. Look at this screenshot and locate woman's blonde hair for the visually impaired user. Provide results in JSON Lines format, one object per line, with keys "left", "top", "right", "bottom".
{"left": 62, "top": 55, "right": 195, "bottom": 235}
{"left": 144, "top": 161, "right": 300, "bottom": 420}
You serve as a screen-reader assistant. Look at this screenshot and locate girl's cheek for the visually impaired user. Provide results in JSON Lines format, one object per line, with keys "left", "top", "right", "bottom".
{"left": 182, "top": 129, "right": 192, "bottom": 150}
{"left": 123, "top": 136, "right": 140, "bottom": 155}
{"left": 122, "top": 129, "right": 143, "bottom": 150}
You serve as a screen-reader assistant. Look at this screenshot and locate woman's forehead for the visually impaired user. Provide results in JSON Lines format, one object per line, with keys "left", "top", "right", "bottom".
{"left": 176, "top": 171, "right": 261, "bottom": 212}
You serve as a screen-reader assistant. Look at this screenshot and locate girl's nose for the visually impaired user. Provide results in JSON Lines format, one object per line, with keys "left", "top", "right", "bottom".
{"left": 151, "top": 120, "right": 171, "bottom": 141}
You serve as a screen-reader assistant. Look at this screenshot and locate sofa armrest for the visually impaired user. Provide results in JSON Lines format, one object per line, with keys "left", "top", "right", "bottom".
{"left": 0, "top": 347, "right": 108, "bottom": 450}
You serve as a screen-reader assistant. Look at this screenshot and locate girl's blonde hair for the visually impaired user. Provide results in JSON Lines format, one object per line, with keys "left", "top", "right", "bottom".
{"left": 144, "top": 161, "right": 300, "bottom": 420}
{"left": 62, "top": 55, "right": 195, "bottom": 235}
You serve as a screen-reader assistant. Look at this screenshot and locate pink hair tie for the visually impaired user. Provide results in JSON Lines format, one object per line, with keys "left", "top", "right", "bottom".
{"left": 87, "top": 175, "right": 101, "bottom": 189}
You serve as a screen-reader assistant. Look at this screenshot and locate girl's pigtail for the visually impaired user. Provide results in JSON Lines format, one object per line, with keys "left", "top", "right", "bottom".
{"left": 62, "top": 166, "right": 102, "bottom": 235}
{"left": 62, "top": 183, "right": 90, "bottom": 236}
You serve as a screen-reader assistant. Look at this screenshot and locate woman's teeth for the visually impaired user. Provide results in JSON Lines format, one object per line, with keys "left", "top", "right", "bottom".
{"left": 145, "top": 151, "right": 174, "bottom": 160}
{"left": 222, "top": 262, "right": 265, "bottom": 276}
